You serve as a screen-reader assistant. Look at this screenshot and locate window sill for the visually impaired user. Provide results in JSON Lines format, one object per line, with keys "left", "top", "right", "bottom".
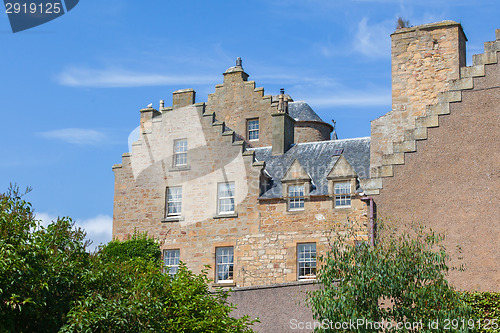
{"left": 298, "top": 278, "right": 317, "bottom": 282}
{"left": 334, "top": 206, "right": 352, "bottom": 210}
{"left": 212, "top": 282, "right": 236, "bottom": 288}
{"left": 287, "top": 209, "right": 305, "bottom": 214}
{"left": 213, "top": 213, "right": 238, "bottom": 219}
{"left": 161, "top": 216, "right": 185, "bottom": 223}
{"left": 168, "top": 165, "right": 191, "bottom": 172}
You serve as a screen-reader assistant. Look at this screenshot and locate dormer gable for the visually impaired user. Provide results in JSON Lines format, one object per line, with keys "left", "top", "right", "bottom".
{"left": 282, "top": 159, "right": 311, "bottom": 183}
{"left": 327, "top": 155, "right": 357, "bottom": 180}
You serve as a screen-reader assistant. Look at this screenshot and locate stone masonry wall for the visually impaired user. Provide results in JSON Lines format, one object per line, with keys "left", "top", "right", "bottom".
{"left": 374, "top": 53, "right": 500, "bottom": 292}
{"left": 206, "top": 69, "right": 278, "bottom": 148}
{"left": 370, "top": 21, "right": 466, "bottom": 171}
{"left": 113, "top": 100, "right": 369, "bottom": 288}
{"left": 295, "top": 121, "right": 332, "bottom": 143}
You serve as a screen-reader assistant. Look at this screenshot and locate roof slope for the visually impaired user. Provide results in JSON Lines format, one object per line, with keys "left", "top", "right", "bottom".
{"left": 252, "top": 137, "right": 371, "bottom": 199}
{"left": 288, "top": 101, "right": 324, "bottom": 122}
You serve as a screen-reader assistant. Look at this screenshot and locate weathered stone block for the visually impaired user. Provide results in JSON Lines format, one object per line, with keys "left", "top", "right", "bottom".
{"left": 382, "top": 153, "right": 405, "bottom": 165}
{"left": 416, "top": 115, "right": 439, "bottom": 128}
{"left": 461, "top": 65, "right": 485, "bottom": 79}
{"left": 394, "top": 140, "right": 416, "bottom": 153}
{"left": 449, "top": 78, "right": 473, "bottom": 91}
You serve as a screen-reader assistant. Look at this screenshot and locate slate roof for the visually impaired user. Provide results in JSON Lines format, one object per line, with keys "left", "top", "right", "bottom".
{"left": 251, "top": 137, "right": 371, "bottom": 199}
{"left": 270, "top": 97, "right": 327, "bottom": 124}
{"left": 288, "top": 101, "right": 325, "bottom": 123}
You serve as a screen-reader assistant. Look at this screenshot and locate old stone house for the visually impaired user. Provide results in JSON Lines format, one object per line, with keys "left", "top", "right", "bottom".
{"left": 112, "top": 20, "right": 499, "bottom": 331}
{"left": 112, "top": 58, "right": 372, "bottom": 288}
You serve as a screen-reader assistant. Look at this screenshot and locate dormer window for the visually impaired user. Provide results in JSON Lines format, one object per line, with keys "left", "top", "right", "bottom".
{"left": 288, "top": 184, "right": 305, "bottom": 211}
{"left": 247, "top": 118, "right": 259, "bottom": 141}
{"left": 281, "top": 159, "right": 311, "bottom": 212}
{"left": 327, "top": 154, "right": 357, "bottom": 209}
{"left": 334, "top": 181, "right": 351, "bottom": 208}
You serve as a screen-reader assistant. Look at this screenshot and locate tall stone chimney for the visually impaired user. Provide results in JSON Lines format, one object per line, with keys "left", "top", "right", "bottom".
{"left": 370, "top": 20, "right": 467, "bottom": 169}
{"left": 272, "top": 89, "right": 295, "bottom": 155}
{"left": 172, "top": 88, "right": 196, "bottom": 109}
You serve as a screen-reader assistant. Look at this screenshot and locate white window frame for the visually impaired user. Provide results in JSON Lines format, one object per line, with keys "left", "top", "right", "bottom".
{"left": 247, "top": 118, "right": 259, "bottom": 141}
{"left": 297, "top": 243, "right": 316, "bottom": 280}
{"left": 173, "top": 139, "right": 187, "bottom": 166}
{"left": 166, "top": 186, "right": 182, "bottom": 217}
{"left": 334, "top": 181, "right": 351, "bottom": 208}
{"left": 215, "top": 246, "right": 234, "bottom": 283}
{"left": 288, "top": 184, "right": 305, "bottom": 211}
{"left": 217, "top": 182, "right": 235, "bottom": 215}
{"left": 164, "top": 249, "right": 180, "bottom": 277}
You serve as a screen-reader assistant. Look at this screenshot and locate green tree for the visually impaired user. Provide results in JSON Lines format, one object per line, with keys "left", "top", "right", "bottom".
{"left": 0, "top": 186, "right": 256, "bottom": 332}
{"left": 99, "top": 230, "right": 161, "bottom": 262}
{"left": 62, "top": 236, "right": 257, "bottom": 333}
{"left": 0, "top": 185, "right": 90, "bottom": 333}
{"left": 308, "top": 221, "right": 474, "bottom": 332}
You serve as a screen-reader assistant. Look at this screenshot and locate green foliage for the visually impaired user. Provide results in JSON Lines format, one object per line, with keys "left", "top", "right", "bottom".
{"left": 0, "top": 185, "right": 90, "bottom": 333}
{"left": 99, "top": 231, "right": 161, "bottom": 263}
{"left": 461, "top": 292, "right": 500, "bottom": 332}
{"left": 0, "top": 187, "right": 256, "bottom": 332}
{"left": 61, "top": 260, "right": 256, "bottom": 333}
{"left": 309, "top": 221, "right": 474, "bottom": 332}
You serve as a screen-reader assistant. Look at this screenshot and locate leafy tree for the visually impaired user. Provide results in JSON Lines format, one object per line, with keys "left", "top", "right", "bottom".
{"left": 0, "top": 186, "right": 256, "bottom": 332}
{"left": 62, "top": 238, "right": 257, "bottom": 333}
{"left": 308, "top": 221, "right": 474, "bottom": 332}
{"left": 0, "top": 185, "right": 90, "bottom": 333}
{"left": 99, "top": 230, "right": 161, "bottom": 262}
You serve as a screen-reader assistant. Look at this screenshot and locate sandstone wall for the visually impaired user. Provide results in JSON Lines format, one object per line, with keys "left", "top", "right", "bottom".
{"left": 374, "top": 49, "right": 500, "bottom": 291}
{"left": 206, "top": 69, "right": 277, "bottom": 147}
{"left": 371, "top": 21, "right": 466, "bottom": 171}
{"left": 295, "top": 121, "right": 332, "bottom": 143}
{"left": 113, "top": 101, "right": 369, "bottom": 287}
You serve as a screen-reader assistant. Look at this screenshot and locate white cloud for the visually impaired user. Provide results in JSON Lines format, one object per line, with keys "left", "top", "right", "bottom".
{"left": 354, "top": 17, "right": 393, "bottom": 58}
{"left": 57, "top": 67, "right": 219, "bottom": 88}
{"left": 36, "top": 212, "right": 58, "bottom": 228}
{"left": 37, "top": 128, "right": 108, "bottom": 145}
{"left": 76, "top": 214, "right": 113, "bottom": 250}
{"left": 35, "top": 212, "right": 113, "bottom": 252}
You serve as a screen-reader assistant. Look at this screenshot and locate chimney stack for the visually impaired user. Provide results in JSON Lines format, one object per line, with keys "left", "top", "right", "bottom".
{"left": 272, "top": 89, "right": 295, "bottom": 155}
{"left": 172, "top": 89, "right": 196, "bottom": 109}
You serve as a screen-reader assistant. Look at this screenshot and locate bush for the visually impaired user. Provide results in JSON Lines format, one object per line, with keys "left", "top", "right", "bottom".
{"left": 62, "top": 259, "right": 256, "bottom": 333}
{"left": 99, "top": 230, "right": 161, "bottom": 263}
{"left": 461, "top": 292, "right": 500, "bottom": 332}
{"left": 308, "top": 221, "right": 474, "bottom": 332}
{"left": 0, "top": 185, "right": 90, "bottom": 333}
{"left": 61, "top": 236, "right": 257, "bottom": 333}
{"left": 0, "top": 186, "right": 257, "bottom": 333}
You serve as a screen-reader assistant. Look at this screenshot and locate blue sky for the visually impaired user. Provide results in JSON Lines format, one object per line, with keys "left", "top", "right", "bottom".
{"left": 1, "top": 0, "right": 499, "bottom": 250}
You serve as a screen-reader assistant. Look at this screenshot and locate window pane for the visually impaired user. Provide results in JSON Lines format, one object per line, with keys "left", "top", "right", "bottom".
{"left": 334, "top": 182, "right": 351, "bottom": 207}
{"left": 167, "top": 187, "right": 182, "bottom": 216}
{"left": 288, "top": 185, "right": 305, "bottom": 211}
{"left": 218, "top": 183, "right": 235, "bottom": 214}
{"left": 247, "top": 119, "right": 259, "bottom": 140}
{"left": 298, "top": 243, "right": 316, "bottom": 280}
{"left": 175, "top": 140, "right": 187, "bottom": 153}
{"left": 174, "top": 140, "right": 187, "bottom": 166}
{"left": 216, "top": 247, "right": 234, "bottom": 282}
{"left": 164, "top": 249, "right": 180, "bottom": 277}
